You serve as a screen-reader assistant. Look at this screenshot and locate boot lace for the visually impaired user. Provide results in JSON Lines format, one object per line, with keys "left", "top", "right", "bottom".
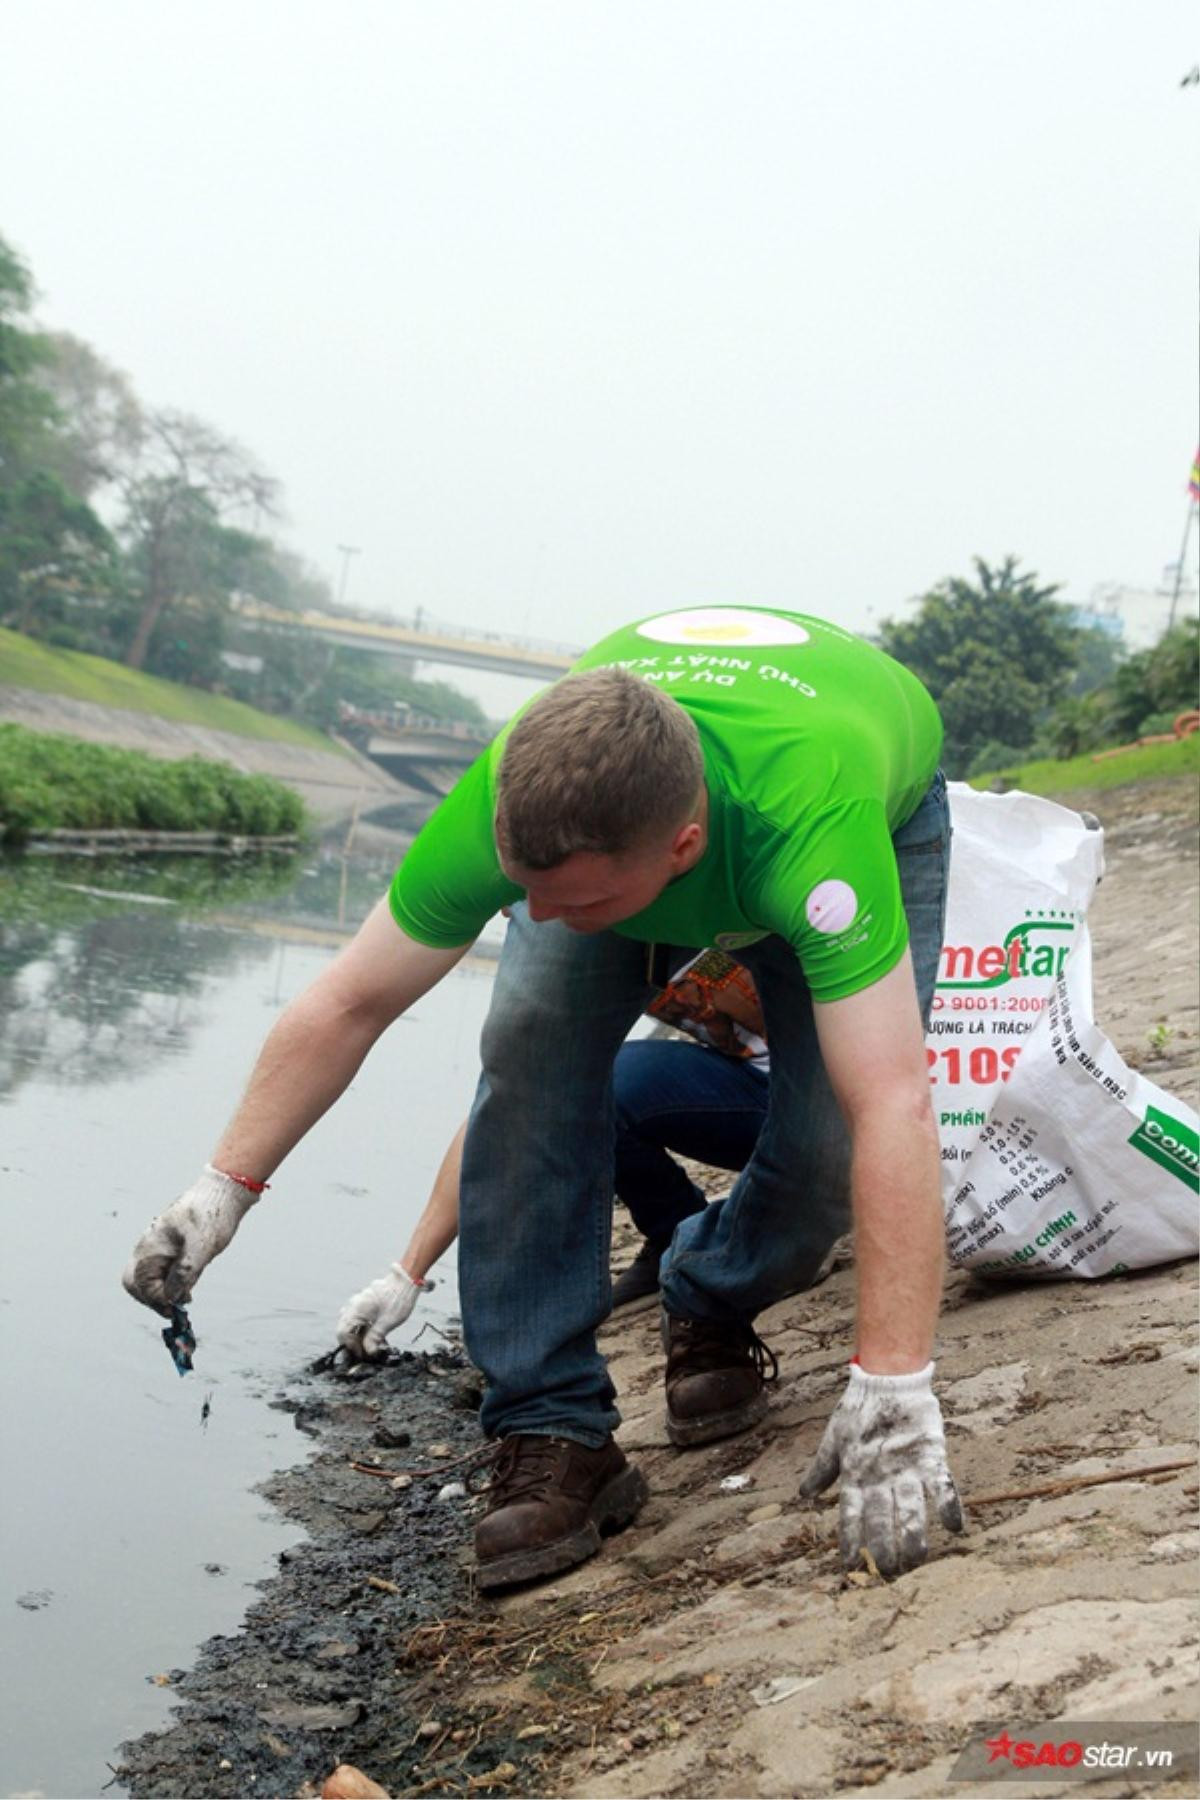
{"left": 667, "top": 1317, "right": 780, "bottom": 1385}
{"left": 470, "top": 1435, "right": 566, "bottom": 1512}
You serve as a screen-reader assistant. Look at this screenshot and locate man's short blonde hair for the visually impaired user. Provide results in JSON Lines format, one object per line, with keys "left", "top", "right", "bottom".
{"left": 495, "top": 668, "right": 704, "bottom": 870}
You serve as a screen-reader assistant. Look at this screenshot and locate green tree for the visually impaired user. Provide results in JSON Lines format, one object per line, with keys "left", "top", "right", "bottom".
{"left": 0, "top": 468, "right": 118, "bottom": 635}
{"left": 1108, "top": 621, "right": 1199, "bottom": 738}
{"left": 879, "top": 556, "right": 1080, "bottom": 775}
{"left": 0, "top": 235, "right": 117, "bottom": 640}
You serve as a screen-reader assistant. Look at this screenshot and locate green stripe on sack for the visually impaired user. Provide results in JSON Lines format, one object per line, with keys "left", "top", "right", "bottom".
{"left": 1127, "top": 1105, "right": 1200, "bottom": 1192}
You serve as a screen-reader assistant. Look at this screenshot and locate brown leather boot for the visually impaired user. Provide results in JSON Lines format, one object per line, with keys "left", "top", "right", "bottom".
{"left": 662, "top": 1311, "right": 780, "bottom": 1447}
{"left": 474, "top": 1434, "right": 649, "bottom": 1592}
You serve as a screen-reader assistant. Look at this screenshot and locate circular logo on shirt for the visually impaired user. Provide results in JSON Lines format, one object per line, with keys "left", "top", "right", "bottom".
{"left": 805, "top": 879, "right": 858, "bottom": 935}
{"left": 635, "top": 607, "right": 811, "bottom": 647}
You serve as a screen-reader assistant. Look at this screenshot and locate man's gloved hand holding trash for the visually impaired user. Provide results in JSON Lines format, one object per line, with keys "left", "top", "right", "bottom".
{"left": 121, "top": 1164, "right": 267, "bottom": 1316}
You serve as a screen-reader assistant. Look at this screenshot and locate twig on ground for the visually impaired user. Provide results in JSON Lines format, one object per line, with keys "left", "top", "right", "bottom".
{"left": 967, "top": 1458, "right": 1196, "bottom": 1507}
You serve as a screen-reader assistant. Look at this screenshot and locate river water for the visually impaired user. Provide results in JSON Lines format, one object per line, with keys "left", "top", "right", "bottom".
{"left": 0, "top": 850, "right": 496, "bottom": 1800}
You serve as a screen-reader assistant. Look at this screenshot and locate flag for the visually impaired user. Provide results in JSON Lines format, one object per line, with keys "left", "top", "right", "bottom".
{"left": 1190, "top": 448, "right": 1200, "bottom": 503}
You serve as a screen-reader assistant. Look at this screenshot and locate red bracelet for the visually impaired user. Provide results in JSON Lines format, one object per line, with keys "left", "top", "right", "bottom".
{"left": 217, "top": 1168, "right": 271, "bottom": 1194}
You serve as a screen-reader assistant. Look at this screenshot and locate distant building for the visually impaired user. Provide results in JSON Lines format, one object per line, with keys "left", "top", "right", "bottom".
{"left": 1067, "top": 600, "right": 1125, "bottom": 642}
{"left": 1072, "top": 578, "right": 1198, "bottom": 652}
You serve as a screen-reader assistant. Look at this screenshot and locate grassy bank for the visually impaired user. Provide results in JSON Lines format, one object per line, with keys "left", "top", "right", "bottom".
{"left": 970, "top": 734, "right": 1200, "bottom": 797}
{"left": 0, "top": 627, "right": 338, "bottom": 752}
{"left": 0, "top": 723, "right": 307, "bottom": 844}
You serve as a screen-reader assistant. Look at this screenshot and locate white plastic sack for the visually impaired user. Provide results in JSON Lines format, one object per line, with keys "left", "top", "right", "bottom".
{"left": 931, "top": 784, "right": 1104, "bottom": 1172}
{"left": 945, "top": 951, "right": 1200, "bottom": 1276}
{"left": 935, "top": 784, "right": 1199, "bottom": 1276}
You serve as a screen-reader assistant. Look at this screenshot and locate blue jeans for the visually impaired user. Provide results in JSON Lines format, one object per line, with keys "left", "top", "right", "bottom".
{"left": 459, "top": 771, "right": 951, "bottom": 1446}
{"left": 613, "top": 1041, "right": 768, "bottom": 1246}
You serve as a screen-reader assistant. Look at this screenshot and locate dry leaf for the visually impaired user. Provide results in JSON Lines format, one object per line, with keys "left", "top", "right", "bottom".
{"left": 321, "top": 1767, "right": 390, "bottom": 1799}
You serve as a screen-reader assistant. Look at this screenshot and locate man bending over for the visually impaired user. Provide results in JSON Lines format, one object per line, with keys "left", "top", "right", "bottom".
{"left": 123, "top": 604, "right": 963, "bottom": 1591}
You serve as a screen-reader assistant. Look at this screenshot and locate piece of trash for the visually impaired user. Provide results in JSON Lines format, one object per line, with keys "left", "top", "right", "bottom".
{"left": 149, "top": 1672, "right": 173, "bottom": 1687}
{"left": 162, "top": 1304, "right": 195, "bottom": 1376}
{"left": 751, "top": 1674, "right": 819, "bottom": 1707}
{"left": 200, "top": 1391, "right": 213, "bottom": 1428}
{"left": 718, "top": 1474, "right": 754, "bottom": 1493}
{"left": 436, "top": 1481, "right": 466, "bottom": 1501}
{"left": 15, "top": 1589, "right": 52, "bottom": 1611}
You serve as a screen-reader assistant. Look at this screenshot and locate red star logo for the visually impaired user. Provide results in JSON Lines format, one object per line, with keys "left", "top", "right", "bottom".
{"left": 985, "top": 1731, "right": 1015, "bottom": 1763}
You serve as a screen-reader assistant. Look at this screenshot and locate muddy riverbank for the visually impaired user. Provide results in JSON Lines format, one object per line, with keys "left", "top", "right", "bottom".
{"left": 114, "top": 777, "right": 1198, "bottom": 1799}
{"left": 115, "top": 1346, "right": 497, "bottom": 1800}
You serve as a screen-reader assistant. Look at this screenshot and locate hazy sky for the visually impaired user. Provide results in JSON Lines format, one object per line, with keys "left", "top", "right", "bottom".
{"left": 3, "top": 1, "right": 1197, "bottom": 706}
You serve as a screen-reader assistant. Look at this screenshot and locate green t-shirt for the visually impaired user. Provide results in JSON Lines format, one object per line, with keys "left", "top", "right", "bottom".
{"left": 388, "top": 605, "right": 942, "bottom": 1001}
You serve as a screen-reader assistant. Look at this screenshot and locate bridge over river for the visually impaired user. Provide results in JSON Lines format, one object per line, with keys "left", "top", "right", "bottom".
{"left": 233, "top": 598, "right": 581, "bottom": 681}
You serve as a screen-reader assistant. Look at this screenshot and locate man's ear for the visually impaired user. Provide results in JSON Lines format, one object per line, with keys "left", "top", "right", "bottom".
{"left": 670, "top": 819, "right": 703, "bottom": 865}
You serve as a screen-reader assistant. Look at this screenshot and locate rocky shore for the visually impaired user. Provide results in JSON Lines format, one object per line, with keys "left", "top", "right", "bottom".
{"left": 116, "top": 778, "right": 1199, "bottom": 1798}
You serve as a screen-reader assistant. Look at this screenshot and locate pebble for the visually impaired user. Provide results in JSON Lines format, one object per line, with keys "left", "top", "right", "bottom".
{"left": 426, "top": 1443, "right": 453, "bottom": 1458}
{"left": 437, "top": 1481, "right": 467, "bottom": 1501}
{"left": 391, "top": 1474, "right": 413, "bottom": 1491}
{"left": 746, "top": 1502, "right": 783, "bottom": 1523}
{"left": 417, "top": 1720, "right": 442, "bottom": 1738}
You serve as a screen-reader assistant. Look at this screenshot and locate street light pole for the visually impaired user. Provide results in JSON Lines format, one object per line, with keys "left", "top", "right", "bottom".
{"left": 336, "top": 543, "right": 362, "bottom": 608}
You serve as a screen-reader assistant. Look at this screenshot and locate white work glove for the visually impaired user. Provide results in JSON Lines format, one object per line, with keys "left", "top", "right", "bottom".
{"left": 799, "top": 1362, "right": 964, "bottom": 1577}
{"left": 336, "top": 1263, "right": 429, "bottom": 1361}
{"left": 121, "top": 1164, "right": 263, "bottom": 1317}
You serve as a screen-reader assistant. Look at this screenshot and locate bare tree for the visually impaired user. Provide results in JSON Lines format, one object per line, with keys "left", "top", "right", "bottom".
{"left": 120, "top": 408, "right": 280, "bottom": 670}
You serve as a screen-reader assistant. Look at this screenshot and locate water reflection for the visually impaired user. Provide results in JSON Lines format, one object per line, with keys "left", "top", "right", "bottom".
{"left": 0, "top": 852, "right": 328, "bottom": 1097}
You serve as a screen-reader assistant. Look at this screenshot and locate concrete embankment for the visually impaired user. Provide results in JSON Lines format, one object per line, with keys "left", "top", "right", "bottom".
{"left": 0, "top": 684, "right": 414, "bottom": 826}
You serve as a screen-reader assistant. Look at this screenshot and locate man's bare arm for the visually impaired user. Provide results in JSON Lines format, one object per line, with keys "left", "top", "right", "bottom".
{"left": 802, "top": 954, "right": 962, "bottom": 1575}
{"left": 213, "top": 899, "right": 472, "bottom": 1178}
{"left": 123, "top": 900, "right": 473, "bottom": 1316}
{"left": 813, "top": 950, "right": 943, "bottom": 1372}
